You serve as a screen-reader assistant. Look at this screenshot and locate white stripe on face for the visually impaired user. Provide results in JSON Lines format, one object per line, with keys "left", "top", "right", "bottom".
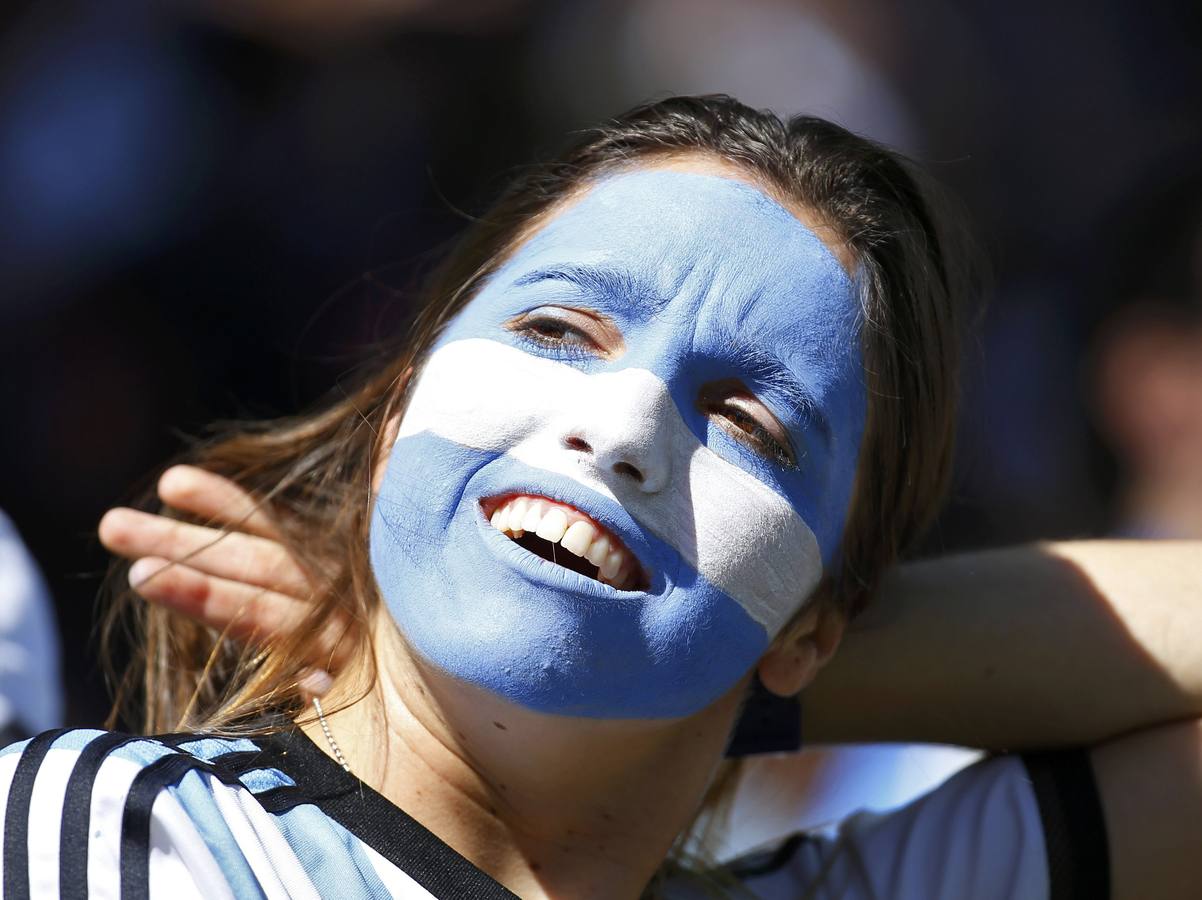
{"left": 397, "top": 337, "right": 822, "bottom": 634}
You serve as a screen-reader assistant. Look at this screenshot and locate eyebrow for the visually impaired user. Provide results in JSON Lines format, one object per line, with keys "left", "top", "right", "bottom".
{"left": 512, "top": 264, "right": 670, "bottom": 315}
{"left": 725, "top": 338, "right": 831, "bottom": 441}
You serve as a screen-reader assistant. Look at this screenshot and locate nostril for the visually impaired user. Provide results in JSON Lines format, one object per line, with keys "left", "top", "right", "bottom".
{"left": 612, "top": 461, "right": 644, "bottom": 483}
{"left": 564, "top": 435, "right": 593, "bottom": 453}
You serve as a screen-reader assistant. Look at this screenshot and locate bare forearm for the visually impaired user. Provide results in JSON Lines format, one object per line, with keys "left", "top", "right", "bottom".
{"left": 805, "top": 540, "right": 1202, "bottom": 749}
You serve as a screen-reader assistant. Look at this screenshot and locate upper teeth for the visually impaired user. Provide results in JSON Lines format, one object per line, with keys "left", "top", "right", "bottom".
{"left": 487, "top": 496, "right": 640, "bottom": 591}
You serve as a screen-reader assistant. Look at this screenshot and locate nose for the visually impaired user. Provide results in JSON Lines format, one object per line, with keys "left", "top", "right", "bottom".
{"left": 560, "top": 369, "right": 676, "bottom": 493}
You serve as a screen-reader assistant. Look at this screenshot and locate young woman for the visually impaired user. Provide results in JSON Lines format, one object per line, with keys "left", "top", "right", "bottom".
{"left": 4, "top": 95, "right": 1201, "bottom": 899}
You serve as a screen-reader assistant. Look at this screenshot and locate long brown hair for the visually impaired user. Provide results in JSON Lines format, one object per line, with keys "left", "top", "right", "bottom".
{"left": 103, "top": 94, "right": 970, "bottom": 740}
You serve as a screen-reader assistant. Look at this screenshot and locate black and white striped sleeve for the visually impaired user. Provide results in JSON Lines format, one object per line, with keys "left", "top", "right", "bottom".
{"left": 0, "top": 729, "right": 240, "bottom": 898}
{"left": 0, "top": 727, "right": 340, "bottom": 898}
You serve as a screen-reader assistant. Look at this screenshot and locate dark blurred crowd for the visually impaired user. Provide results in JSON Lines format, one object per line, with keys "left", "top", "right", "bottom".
{"left": 1, "top": 0, "right": 1200, "bottom": 727}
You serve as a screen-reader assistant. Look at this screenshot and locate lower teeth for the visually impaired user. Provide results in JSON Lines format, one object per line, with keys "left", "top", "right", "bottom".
{"left": 511, "top": 532, "right": 612, "bottom": 585}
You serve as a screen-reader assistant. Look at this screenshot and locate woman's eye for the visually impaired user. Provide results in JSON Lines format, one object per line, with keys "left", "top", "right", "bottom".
{"left": 710, "top": 401, "right": 796, "bottom": 468}
{"left": 520, "top": 318, "right": 591, "bottom": 347}
{"left": 507, "top": 310, "right": 604, "bottom": 359}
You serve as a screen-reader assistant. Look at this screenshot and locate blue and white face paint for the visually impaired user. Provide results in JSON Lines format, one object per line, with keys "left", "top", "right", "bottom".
{"left": 369, "top": 169, "right": 866, "bottom": 718}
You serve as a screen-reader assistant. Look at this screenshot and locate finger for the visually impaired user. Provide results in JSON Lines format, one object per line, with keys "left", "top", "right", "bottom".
{"left": 128, "top": 557, "right": 351, "bottom": 669}
{"left": 157, "top": 465, "right": 282, "bottom": 539}
{"left": 101, "top": 507, "right": 311, "bottom": 598}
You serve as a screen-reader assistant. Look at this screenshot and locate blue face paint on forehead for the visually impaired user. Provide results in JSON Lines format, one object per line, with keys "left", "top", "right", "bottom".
{"left": 370, "top": 169, "right": 867, "bottom": 719}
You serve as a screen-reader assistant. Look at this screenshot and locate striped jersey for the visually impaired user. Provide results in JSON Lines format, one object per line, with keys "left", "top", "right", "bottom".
{"left": 0, "top": 728, "right": 1108, "bottom": 898}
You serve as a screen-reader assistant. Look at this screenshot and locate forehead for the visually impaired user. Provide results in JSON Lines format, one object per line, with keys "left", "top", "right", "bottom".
{"left": 484, "top": 169, "right": 862, "bottom": 395}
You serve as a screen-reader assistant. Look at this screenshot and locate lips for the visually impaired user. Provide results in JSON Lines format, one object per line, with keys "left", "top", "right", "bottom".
{"left": 480, "top": 494, "right": 647, "bottom": 592}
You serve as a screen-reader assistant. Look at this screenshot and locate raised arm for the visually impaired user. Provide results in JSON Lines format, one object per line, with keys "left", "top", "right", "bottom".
{"left": 806, "top": 540, "right": 1202, "bottom": 748}
{"left": 804, "top": 541, "right": 1202, "bottom": 900}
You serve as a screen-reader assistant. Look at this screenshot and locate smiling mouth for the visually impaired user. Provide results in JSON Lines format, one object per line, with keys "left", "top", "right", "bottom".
{"left": 480, "top": 494, "right": 648, "bottom": 592}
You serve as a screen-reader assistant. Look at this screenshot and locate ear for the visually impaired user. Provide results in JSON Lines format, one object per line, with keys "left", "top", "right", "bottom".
{"left": 756, "top": 601, "right": 845, "bottom": 698}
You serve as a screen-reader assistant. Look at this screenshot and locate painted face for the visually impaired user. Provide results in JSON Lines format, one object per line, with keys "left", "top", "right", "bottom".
{"left": 369, "top": 169, "right": 866, "bottom": 719}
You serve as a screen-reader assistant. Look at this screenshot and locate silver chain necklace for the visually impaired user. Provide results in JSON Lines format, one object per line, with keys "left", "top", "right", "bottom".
{"left": 312, "top": 697, "right": 352, "bottom": 774}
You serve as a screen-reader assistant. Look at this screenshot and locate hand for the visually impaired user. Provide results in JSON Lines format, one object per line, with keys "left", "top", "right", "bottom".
{"left": 98, "top": 465, "right": 342, "bottom": 693}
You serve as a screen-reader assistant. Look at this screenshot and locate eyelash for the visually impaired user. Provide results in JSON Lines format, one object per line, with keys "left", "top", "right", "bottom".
{"left": 711, "top": 404, "right": 796, "bottom": 468}
{"left": 512, "top": 316, "right": 598, "bottom": 361}
{"left": 510, "top": 312, "right": 795, "bottom": 468}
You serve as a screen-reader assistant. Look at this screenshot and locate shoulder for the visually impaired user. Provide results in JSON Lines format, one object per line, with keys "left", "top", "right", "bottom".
{"left": 696, "top": 750, "right": 1109, "bottom": 900}
{"left": 0, "top": 727, "right": 452, "bottom": 899}
{"left": 0, "top": 727, "right": 306, "bottom": 899}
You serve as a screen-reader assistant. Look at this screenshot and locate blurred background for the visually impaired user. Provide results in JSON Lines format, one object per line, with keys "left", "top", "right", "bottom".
{"left": 1, "top": 0, "right": 1201, "bottom": 845}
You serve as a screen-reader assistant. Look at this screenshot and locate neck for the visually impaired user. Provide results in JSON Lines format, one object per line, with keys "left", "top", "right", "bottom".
{"left": 301, "top": 613, "right": 746, "bottom": 899}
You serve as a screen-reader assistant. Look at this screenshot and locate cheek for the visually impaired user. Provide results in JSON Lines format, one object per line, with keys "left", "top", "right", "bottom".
{"left": 656, "top": 432, "right": 823, "bottom": 637}
{"left": 396, "top": 338, "right": 549, "bottom": 450}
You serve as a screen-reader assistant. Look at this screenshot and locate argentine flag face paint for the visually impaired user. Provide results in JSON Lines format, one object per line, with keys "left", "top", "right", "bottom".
{"left": 369, "top": 169, "right": 866, "bottom": 718}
